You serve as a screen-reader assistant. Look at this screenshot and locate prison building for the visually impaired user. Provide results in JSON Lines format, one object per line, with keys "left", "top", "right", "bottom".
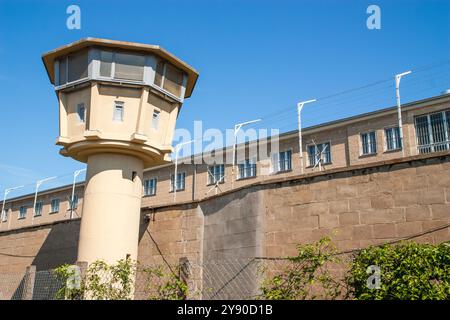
{"left": 1, "top": 92, "right": 449, "bottom": 231}
{"left": 0, "top": 93, "right": 449, "bottom": 300}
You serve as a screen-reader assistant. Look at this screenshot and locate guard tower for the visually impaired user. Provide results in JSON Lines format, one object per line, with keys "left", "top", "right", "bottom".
{"left": 42, "top": 38, "right": 198, "bottom": 264}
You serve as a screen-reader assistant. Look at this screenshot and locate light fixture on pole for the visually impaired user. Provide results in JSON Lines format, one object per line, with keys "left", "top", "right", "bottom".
{"left": 1, "top": 186, "right": 24, "bottom": 223}
{"left": 231, "top": 119, "right": 261, "bottom": 188}
{"left": 70, "top": 169, "right": 86, "bottom": 219}
{"left": 173, "top": 140, "right": 194, "bottom": 202}
{"left": 297, "top": 99, "right": 316, "bottom": 174}
{"left": 32, "top": 176, "right": 57, "bottom": 224}
{"left": 395, "top": 70, "right": 412, "bottom": 157}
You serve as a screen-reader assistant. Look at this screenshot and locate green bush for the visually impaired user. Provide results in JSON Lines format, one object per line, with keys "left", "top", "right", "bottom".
{"left": 347, "top": 241, "right": 450, "bottom": 300}
{"left": 259, "top": 237, "right": 344, "bottom": 300}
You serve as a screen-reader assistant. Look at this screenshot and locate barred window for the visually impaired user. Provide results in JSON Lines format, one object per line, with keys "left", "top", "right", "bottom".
{"left": 34, "top": 201, "right": 43, "bottom": 216}
{"left": 19, "top": 206, "right": 27, "bottom": 219}
{"left": 385, "top": 127, "right": 402, "bottom": 151}
{"left": 170, "top": 172, "right": 186, "bottom": 191}
{"left": 415, "top": 110, "right": 450, "bottom": 154}
{"left": 361, "top": 131, "right": 377, "bottom": 155}
{"left": 70, "top": 195, "right": 79, "bottom": 210}
{"left": 272, "top": 150, "right": 292, "bottom": 173}
{"left": 144, "top": 178, "right": 157, "bottom": 196}
{"left": 307, "top": 142, "right": 331, "bottom": 167}
{"left": 207, "top": 165, "right": 225, "bottom": 185}
{"left": 50, "top": 199, "right": 60, "bottom": 213}
{"left": 238, "top": 159, "right": 257, "bottom": 180}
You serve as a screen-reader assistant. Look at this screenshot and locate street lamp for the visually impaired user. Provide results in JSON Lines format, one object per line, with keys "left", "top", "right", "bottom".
{"left": 32, "top": 176, "right": 57, "bottom": 224}
{"left": 395, "top": 71, "right": 412, "bottom": 157}
{"left": 1, "top": 186, "right": 24, "bottom": 222}
{"left": 297, "top": 99, "right": 316, "bottom": 174}
{"left": 70, "top": 169, "right": 86, "bottom": 219}
{"left": 231, "top": 119, "right": 261, "bottom": 188}
{"left": 173, "top": 140, "right": 194, "bottom": 202}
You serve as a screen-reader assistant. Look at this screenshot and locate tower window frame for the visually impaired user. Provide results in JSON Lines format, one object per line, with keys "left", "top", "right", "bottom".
{"left": 113, "top": 101, "right": 124, "bottom": 122}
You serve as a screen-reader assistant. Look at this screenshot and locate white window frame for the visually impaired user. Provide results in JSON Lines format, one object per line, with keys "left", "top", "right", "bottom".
{"left": 237, "top": 158, "right": 257, "bottom": 180}
{"left": 50, "top": 198, "right": 60, "bottom": 214}
{"left": 34, "top": 200, "right": 44, "bottom": 217}
{"left": 306, "top": 141, "right": 332, "bottom": 167}
{"left": 207, "top": 165, "right": 225, "bottom": 185}
{"left": 271, "top": 149, "right": 293, "bottom": 173}
{"left": 360, "top": 131, "right": 377, "bottom": 156}
{"left": 414, "top": 110, "right": 450, "bottom": 154}
{"left": 170, "top": 172, "right": 186, "bottom": 192}
{"left": 144, "top": 178, "right": 158, "bottom": 196}
{"left": 18, "top": 206, "right": 27, "bottom": 220}
{"left": 113, "top": 101, "right": 124, "bottom": 122}
{"left": 152, "top": 110, "right": 161, "bottom": 129}
{"left": 383, "top": 126, "right": 402, "bottom": 152}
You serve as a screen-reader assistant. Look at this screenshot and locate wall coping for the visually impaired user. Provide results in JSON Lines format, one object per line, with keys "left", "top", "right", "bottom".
{"left": 142, "top": 150, "right": 450, "bottom": 212}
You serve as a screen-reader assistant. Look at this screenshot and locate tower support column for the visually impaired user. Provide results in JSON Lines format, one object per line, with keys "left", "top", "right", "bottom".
{"left": 77, "top": 153, "right": 143, "bottom": 265}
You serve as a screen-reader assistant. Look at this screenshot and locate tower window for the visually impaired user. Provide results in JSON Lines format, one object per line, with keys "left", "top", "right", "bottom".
{"left": 152, "top": 110, "right": 160, "bottom": 129}
{"left": 114, "top": 52, "right": 145, "bottom": 81}
{"left": 113, "top": 102, "right": 124, "bottom": 122}
{"left": 154, "top": 60, "right": 184, "bottom": 98}
{"left": 77, "top": 103, "right": 86, "bottom": 123}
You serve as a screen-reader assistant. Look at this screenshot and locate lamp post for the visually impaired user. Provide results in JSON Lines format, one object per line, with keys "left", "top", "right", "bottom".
{"left": 70, "top": 169, "right": 86, "bottom": 219}
{"left": 231, "top": 119, "right": 261, "bottom": 188}
{"left": 32, "top": 176, "right": 57, "bottom": 224}
{"left": 173, "top": 140, "right": 194, "bottom": 202}
{"left": 395, "top": 71, "right": 412, "bottom": 157}
{"left": 1, "top": 186, "right": 24, "bottom": 223}
{"left": 297, "top": 99, "right": 316, "bottom": 174}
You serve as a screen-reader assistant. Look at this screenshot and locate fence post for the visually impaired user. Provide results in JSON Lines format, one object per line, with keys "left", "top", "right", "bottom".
{"left": 22, "top": 265, "right": 36, "bottom": 300}
{"left": 75, "top": 261, "right": 88, "bottom": 300}
{"left": 179, "top": 257, "right": 190, "bottom": 299}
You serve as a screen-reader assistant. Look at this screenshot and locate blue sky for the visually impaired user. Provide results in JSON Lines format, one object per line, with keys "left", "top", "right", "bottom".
{"left": 0, "top": 0, "right": 449, "bottom": 195}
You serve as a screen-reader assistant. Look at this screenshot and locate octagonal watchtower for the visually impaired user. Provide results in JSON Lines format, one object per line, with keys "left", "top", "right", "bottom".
{"left": 42, "top": 38, "right": 198, "bottom": 264}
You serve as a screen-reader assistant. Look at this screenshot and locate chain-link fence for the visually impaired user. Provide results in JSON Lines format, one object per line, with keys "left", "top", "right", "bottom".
{"left": 0, "top": 256, "right": 351, "bottom": 300}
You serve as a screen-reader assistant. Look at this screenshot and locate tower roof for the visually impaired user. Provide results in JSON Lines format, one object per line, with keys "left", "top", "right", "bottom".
{"left": 42, "top": 37, "right": 199, "bottom": 98}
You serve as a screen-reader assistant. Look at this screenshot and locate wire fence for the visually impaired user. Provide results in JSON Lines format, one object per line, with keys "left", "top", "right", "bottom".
{"left": 0, "top": 256, "right": 353, "bottom": 300}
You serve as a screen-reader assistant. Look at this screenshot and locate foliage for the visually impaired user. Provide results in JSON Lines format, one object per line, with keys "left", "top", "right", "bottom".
{"left": 347, "top": 241, "right": 450, "bottom": 300}
{"left": 259, "top": 237, "right": 344, "bottom": 300}
{"left": 53, "top": 264, "right": 84, "bottom": 300}
{"left": 53, "top": 258, "right": 137, "bottom": 300}
{"left": 84, "top": 259, "right": 137, "bottom": 300}
{"left": 143, "top": 265, "right": 188, "bottom": 300}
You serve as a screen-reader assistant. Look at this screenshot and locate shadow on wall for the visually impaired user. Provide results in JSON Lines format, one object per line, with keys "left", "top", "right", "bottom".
{"left": 9, "top": 219, "right": 80, "bottom": 299}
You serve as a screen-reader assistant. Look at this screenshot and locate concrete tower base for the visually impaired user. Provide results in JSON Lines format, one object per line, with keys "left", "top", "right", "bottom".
{"left": 77, "top": 153, "right": 144, "bottom": 265}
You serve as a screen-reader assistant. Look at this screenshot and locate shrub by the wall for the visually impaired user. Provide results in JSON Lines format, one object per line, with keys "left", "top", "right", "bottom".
{"left": 347, "top": 241, "right": 450, "bottom": 300}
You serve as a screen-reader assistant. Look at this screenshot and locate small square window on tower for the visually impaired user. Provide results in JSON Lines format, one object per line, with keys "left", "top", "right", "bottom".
{"left": 113, "top": 102, "right": 124, "bottom": 122}
{"left": 77, "top": 103, "right": 86, "bottom": 123}
{"left": 152, "top": 110, "right": 160, "bottom": 129}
